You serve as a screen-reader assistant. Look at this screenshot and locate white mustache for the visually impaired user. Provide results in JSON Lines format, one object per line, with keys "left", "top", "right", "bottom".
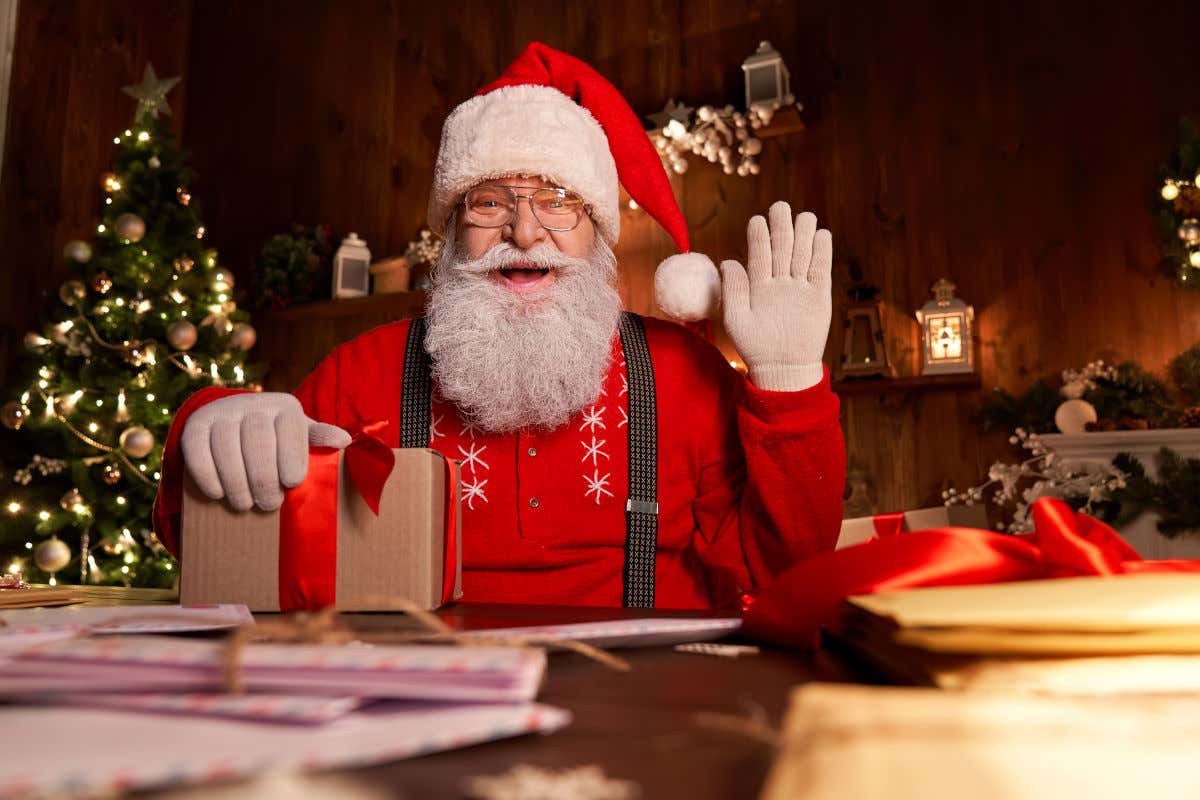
{"left": 450, "top": 242, "right": 593, "bottom": 276}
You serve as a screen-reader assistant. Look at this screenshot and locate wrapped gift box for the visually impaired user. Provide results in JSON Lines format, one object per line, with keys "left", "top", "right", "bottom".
{"left": 181, "top": 447, "right": 461, "bottom": 611}
{"left": 836, "top": 504, "right": 989, "bottom": 550}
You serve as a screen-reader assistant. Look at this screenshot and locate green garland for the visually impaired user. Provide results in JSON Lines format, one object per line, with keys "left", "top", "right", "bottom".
{"left": 1101, "top": 449, "right": 1200, "bottom": 539}
{"left": 978, "top": 361, "right": 1180, "bottom": 434}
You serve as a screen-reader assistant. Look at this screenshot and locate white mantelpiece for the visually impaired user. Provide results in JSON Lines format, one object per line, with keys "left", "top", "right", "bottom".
{"left": 1041, "top": 428, "right": 1200, "bottom": 559}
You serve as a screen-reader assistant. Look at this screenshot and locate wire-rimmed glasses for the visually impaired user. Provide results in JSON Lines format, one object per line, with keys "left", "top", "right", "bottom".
{"left": 462, "top": 184, "right": 591, "bottom": 232}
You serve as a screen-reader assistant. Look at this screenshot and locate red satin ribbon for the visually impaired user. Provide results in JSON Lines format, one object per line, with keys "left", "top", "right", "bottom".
{"left": 743, "top": 497, "right": 1200, "bottom": 649}
{"left": 441, "top": 457, "right": 461, "bottom": 605}
{"left": 277, "top": 421, "right": 396, "bottom": 612}
{"left": 871, "top": 512, "right": 907, "bottom": 539}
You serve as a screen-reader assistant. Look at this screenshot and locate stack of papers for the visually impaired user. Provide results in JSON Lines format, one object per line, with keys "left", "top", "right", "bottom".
{"left": 0, "top": 604, "right": 569, "bottom": 797}
{"left": 761, "top": 683, "right": 1200, "bottom": 800}
{"left": 839, "top": 573, "right": 1200, "bottom": 693}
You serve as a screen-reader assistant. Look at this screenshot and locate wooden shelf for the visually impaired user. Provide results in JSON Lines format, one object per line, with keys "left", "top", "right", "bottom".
{"left": 832, "top": 373, "right": 982, "bottom": 397}
{"left": 254, "top": 290, "right": 428, "bottom": 322}
{"left": 756, "top": 104, "right": 805, "bottom": 139}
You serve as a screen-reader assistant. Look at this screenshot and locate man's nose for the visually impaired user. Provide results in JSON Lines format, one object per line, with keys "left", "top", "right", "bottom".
{"left": 504, "top": 200, "right": 549, "bottom": 250}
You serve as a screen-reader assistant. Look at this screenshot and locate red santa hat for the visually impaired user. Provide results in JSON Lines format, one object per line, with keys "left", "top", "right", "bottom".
{"left": 426, "top": 41, "right": 720, "bottom": 322}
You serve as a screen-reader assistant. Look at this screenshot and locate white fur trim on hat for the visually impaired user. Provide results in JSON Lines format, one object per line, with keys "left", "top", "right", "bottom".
{"left": 427, "top": 84, "right": 620, "bottom": 244}
{"left": 655, "top": 252, "right": 720, "bottom": 322}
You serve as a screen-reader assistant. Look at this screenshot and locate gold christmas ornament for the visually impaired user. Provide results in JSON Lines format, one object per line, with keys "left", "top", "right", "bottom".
{"left": 59, "top": 488, "right": 84, "bottom": 510}
{"left": 0, "top": 401, "right": 30, "bottom": 430}
{"left": 58, "top": 280, "right": 86, "bottom": 306}
{"left": 230, "top": 322, "right": 257, "bottom": 350}
{"left": 34, "top": 537, "right": 72, "bottom": 573}
{"left": 91, "top": 271, "right": 114, "bottom": 295}
{"left": 114, "top": 212, "right": 146, "bottom": 243}
{"left": 119, "top": 425, "right": 156, "bottom": 458}
{"left": 1178, "top": 218, "right": 1200, "bottom": 245}
{"left": 166, "top": 319, "right": 198, "bottom": 350}
{"left": 102, "top": 462, "right": 122, "bottom": 485}
{"left": 173, "top": 256, "right": 195, "bottom": 273}
{"left": 62, "top": 240, "right": 93, "bottom": 264}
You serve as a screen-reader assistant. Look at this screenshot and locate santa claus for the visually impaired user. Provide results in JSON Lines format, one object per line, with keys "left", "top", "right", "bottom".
{"left": 154, "top": 42, "right": 845, "bottom": 609}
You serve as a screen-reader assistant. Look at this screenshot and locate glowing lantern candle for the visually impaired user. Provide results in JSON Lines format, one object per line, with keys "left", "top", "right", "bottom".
{"left": 916, "top": 278, "right": 975, "bottom": 375}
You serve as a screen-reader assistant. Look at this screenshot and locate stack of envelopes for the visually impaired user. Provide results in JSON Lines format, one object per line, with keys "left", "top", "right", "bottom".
{"left": 839, "top": 572, "right": 1200, "bottom": 693}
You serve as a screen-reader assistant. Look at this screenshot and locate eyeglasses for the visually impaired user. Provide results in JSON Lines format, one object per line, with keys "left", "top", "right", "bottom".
{"left": 461, "top": 184, "right": 591, "bottom": 232}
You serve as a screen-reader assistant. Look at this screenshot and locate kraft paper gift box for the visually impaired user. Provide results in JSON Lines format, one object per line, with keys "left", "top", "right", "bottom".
{"left": 181, "top": 445, "right": 462, "bottom": 612}
{"left": 836, "top": 504, "right": 989, "bottom": 550}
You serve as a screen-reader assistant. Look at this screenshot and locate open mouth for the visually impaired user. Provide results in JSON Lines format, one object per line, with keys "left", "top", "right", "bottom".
{"left": 494, "top": 264, "right": 556, "bottom": 292}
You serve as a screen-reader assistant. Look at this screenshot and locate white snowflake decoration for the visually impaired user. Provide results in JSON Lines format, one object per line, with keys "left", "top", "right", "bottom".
{"left": 580, "top": 436, "right": 609, "bottom": 467}
{"left": 465, "top": 764, "right": 639, "bottom": 800}
{"left": 584, "top": 470, "right": 614, "bottom": 505}
{"left": 462, "top": 476, "right": 489, "bottom": 510}
{"left": 457, "top": 441, "right": 489, "bottom": 475}
{"left": 579, "top": 405, "right": 606, "bottom": 433}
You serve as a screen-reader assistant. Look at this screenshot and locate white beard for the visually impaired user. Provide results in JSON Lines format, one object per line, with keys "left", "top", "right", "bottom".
{"left": 424, "top": 229, "right": 621, "bottom": 433}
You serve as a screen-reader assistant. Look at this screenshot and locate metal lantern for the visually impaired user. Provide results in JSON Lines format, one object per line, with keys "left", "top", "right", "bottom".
{"left": 916, "top": 279, "right": 975, "bottom": 375}
{"left": 837, "top": 285, "right": 894, "bottom": 379}
{"left": 332, "top": 233, "right": 371, "bottom": 299}
{"left": 741, "top": 40, "right": 793, "bottom": 109}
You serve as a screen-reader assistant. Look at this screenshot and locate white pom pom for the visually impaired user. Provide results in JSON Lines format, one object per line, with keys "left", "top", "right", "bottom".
{"left": 654, "top": 252, "right": 720, "bottom": 322}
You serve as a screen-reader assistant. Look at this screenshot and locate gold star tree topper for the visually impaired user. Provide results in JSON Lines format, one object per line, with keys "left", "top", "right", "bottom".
{"left": 121, "top": 64, "right": 181, "bottom": 120}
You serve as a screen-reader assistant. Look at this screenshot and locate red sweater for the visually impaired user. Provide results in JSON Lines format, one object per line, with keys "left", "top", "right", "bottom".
{"left": 155, "top": 315, "right": 845, "bottom": 609}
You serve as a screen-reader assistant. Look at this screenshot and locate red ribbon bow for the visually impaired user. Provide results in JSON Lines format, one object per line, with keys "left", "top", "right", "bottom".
{"left": 743, "top": 497, "right": 1200, "bottom": 649}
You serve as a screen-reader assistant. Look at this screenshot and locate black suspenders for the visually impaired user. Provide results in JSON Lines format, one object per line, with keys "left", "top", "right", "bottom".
{"left": 616, "top": 312, "right": 658, "bottom": 608}
{"left": 398, "top": 312, "right": 660, "bottom": 607}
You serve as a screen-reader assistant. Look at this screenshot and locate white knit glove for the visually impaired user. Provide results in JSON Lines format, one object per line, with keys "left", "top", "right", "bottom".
{"left": 720, "top": 201, "right": 833, "bottom": 391}
{"left": 181, "top": 393, "right": 351, "bottom": 512}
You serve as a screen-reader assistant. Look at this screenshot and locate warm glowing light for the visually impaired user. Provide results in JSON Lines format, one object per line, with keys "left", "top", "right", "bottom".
{"left": 234, "top": 366, "right": 245, "bottom": 383}
{"left": 1190, "top": 250, "right": 1200, "bottom": 268}
{"left": 37, "top": 510, "right": 50, "bottom": 521}
{"left": 628, "top": 198, "right": 639, "bottom": 210}
{"left": 87, "top": 422, "right": 99, "bottom": 433}
{"left": 104, "top": 175, "right": 122, "bottom": 192}
{"left": 146, "top": 393, "right": 156, "bottom": 401}
{"left": 114, "top": 297, "right": 125, "bottom": 307}
{"left": 196, "top": 226, "right": 206, "bottom": 239}
{"left": 116, "top": 496, "right": 127, "bottom": 505}
{"left": 153, "top": 472, "right": 161, "bottom": 480}
{"left": 8, "top": 561, "right": 21, "bottom": 574}
{"left": 164, "top": 563, "right": 173, "bottom": 570}
{"left": 48, "top": 576, "right": 57, "bottom": 585}
{"left": 1162, "top": 182, "right": 1181, "bottom": 201}
{"left": 6, "top": 502, "right": 20, "bottom": 514}
{"left": 113, "top": 137, "right": 121, "bottom": 144}
{"left": 37, "top": 380, "right": 48, "bottom": 390}
{"left": 120, "top": 566, "right": 130, "bottom": 574}
{"left": 124, "top": 129, "right": 132, "bottom": 136}
{"left": 72, "top": 503, "right": 87, "bottom": 514}
{"left": 97, "top": 224, "right": 106, "bottom": 233}
{"left": 137, "top": 131, "right": 150, "bottom": 142}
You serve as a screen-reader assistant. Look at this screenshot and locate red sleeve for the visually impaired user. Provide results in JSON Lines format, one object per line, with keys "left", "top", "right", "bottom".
{"left": 690, "top": 345, "right": 845, "bottom": 607}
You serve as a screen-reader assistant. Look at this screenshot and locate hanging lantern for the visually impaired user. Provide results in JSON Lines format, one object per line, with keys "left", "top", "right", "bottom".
{"left": 916, "top": 279, "right": 975, "bottom": 375}
{"left": 333, "top": 233, "right": 372, "bottom": 298}
{"left": 741, "top": 40, "right": 793, "bottom": 110}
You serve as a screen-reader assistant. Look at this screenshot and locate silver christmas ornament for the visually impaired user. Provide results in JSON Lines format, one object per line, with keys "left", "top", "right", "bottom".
{"left": 166, "top": 320, "right": 198, "bottom": 350}
{"left": 230, "top": 323, "right": 257, "bottom": 351}
{"left": 60, "top": 488, "right": 84, "bottom": 510}
{"left": 34, "top": 537, "right": 72, "bottom": 574}
{"left": 119, "top": 425, "right": 156, "bottom": 458}
{"left": 63, "top": 240, "right": 93, "bottom": 264}
{"left": 58, "top": 280, "right": 86, "bottom": 306}
{"left": 1, "top": 401, "right": 30, "bottom": 430}
{"left": 114, "top": 213, "right": 146, "bottom": 243}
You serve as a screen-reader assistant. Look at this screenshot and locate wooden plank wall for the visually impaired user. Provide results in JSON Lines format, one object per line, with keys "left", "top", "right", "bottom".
{"left": 5, "top": 0, "right": 1200, "bottom": 514}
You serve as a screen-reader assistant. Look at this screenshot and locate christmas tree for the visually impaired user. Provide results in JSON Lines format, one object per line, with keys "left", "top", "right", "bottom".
{"left": 0, "top": 65, "right": 260, "bottom": 588}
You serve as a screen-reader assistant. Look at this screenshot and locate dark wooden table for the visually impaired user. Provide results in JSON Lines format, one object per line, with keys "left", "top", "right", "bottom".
{"left": 221, "top": 604, "right": 861, "bottom": 799}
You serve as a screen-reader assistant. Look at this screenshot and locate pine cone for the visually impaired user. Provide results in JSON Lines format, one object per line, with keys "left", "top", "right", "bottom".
{"left": 1182, "top": 405, "right": 1200, "bottom": 428}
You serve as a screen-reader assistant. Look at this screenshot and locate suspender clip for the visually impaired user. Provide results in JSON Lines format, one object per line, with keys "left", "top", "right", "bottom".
{"left": 626, "top": 499, "right": 659, "bottom": 516}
